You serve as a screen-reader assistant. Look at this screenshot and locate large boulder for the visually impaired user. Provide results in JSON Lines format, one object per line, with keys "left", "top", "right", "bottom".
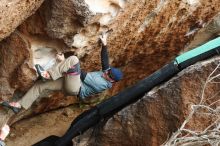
{"left": 82, "top": 0, "right": 220, "bottom": 95}
{"left": 0, "top": 32, "right": 78, "bottom": 127}
{"left": 0, "top": 32, "right": 34, "bottom": 100}
{"left": 18, "top": 0, "right": 126, "bottom": 48}
{"left": 0, "top": 0, "right": 219, "bottom": 145}
{"left": 5, "top": 53, "right": 220, "bottom": 146}
{"left": 78, "top": 56, "right": 220, "bottom": 146}
{"left": 0, "top": 0, "right": 44, "bottom": 40}
{"left": 0, "top": 0, "right": 220, "bottom": 129}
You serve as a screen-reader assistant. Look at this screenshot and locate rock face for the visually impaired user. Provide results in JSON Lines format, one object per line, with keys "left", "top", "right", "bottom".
{"left": 38, "top": 0, "right": 94, "bottom": 45}
{"left": 82, "top": 0, "right": 220, "bottom": 95}
{"left": 0, "top": 32, "right": 35, "bottom": 100}
{"left": 79, "top": 57, "right": 220, "bottom": 146}
{"left": 19, "top": 0, "right": 126, "bottom": 48}
{"left": 0, "top": 0, "right": 220, "bottom": 145}
{"left": 1, "top": 0, "right": 220, "bottom": 105}
{"left": 0, "top": 0, "right": 128, "bottom": 126}
{"left": 5, "top": 56, "right": 220, "bottom": 146}
{"left": 0, "top": 0, "right": 44, "bottom": 40}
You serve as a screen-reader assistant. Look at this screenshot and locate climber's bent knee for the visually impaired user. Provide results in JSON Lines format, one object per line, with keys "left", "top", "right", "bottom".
{"left": 68, "top": 56, "right": 79, "bottom": 66}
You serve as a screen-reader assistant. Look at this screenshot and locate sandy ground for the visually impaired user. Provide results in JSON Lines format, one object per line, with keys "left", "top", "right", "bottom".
{"left": 5, "top": 106, "right": 84, "bottom": 146}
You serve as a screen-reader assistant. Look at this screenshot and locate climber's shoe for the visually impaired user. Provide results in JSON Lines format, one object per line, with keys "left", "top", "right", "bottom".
{"left": 0, "top": 101, "right": 21, "bottom": 114}
{"left": 35, "top": 64, "right": 46, "bottom": 82}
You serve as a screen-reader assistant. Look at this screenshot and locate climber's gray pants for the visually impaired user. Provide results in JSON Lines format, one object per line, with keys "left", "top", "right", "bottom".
{"left": 19, "top": 56, "right": 81, "bottom": 109}
{"left": 186, "top": 15, "right": 220, "bottom": 50}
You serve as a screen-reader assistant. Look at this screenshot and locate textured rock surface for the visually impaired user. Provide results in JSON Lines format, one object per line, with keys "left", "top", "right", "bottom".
{"left": 0, "top": 0, "right": 44, "bottom": 40}
{"left": 0, "top": 32, "right": 78, "bottom": 127}
{"left": 6, "top": 106, "right": 85, "bottom": 146}
{"left": 5, "top": 56, "right": 220, "bottom": 146}
{"left": 0, "top": 32, "right": 34, "bottom": 99}
{"left": 0, "top": 0, "right": 128, "bottom": 121}
{"left": 0, "top": 0, "right": 220, "bottom": 145}
{"left": 18, "top": 0, "right": 126, "bottom": 48}
{"left": 81, "top": 0, "right": 220, "bottom": 95}
{"left": 78, "top": 57, "right": 220, "bottom": 146}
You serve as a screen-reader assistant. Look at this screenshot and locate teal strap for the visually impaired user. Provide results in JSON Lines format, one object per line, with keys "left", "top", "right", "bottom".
{"left": 175, "top": 36, "right": 220, "bottom": 64}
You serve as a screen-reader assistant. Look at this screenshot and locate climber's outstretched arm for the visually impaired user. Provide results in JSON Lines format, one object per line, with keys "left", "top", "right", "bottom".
{"left": 100, "top": 32, "right": 111, "bottom": 72}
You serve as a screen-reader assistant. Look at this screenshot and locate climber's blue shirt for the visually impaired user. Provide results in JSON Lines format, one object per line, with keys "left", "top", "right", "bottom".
{"left": 79, "top": 71, "right": 112, "bottom": 99}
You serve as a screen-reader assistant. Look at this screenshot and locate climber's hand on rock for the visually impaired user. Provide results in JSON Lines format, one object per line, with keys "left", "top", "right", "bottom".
{"left": 99, "top": 32, "right": 108, "bottom": 46}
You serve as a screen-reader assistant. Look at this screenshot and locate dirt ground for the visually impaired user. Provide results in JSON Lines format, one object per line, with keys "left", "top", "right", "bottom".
{"left": 5, "top": 106, "right": 84, "bottom": 146}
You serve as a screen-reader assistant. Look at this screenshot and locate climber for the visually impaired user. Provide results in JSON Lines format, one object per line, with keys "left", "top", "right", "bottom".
{"left": 0, "top": 124, "right": 10, "bottom": 146}
{"left": 0, "top": 31, "right": 123, "bottom": 113}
